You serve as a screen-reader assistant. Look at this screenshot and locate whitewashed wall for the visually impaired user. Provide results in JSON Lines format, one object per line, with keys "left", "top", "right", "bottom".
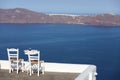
{"left": 0, "top": 60, "right": 88, "bottom": 73}
{"left": 0, "top": 60, "right": 10, "bottom": 69}
{"left": 44, "top": 62, "right": 89, "bottom": 73}
{"left": 75, "top": 65, "right": 97, "bottom": 80}
{"left": 0, "top": 60, "right": 97, "bottom": 80}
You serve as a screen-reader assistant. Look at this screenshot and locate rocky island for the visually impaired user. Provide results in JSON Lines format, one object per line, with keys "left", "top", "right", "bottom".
{"left": 0, "top": 8, "right": 120, "bottom": 26}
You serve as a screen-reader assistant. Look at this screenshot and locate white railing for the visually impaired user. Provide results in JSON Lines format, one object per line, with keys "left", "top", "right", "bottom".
{"left": 44, "top": 62, "right": 89, "bottom": 73}
{"left": 0, "top": 60, "right": 97, "bottom": 80}
{"left": 75, "top": 65, "right": 97, "bottom": 80}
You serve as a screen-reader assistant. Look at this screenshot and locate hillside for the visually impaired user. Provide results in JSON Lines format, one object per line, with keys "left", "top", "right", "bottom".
{"left": 0, "top": 8, "right": 120, "bottom": 26}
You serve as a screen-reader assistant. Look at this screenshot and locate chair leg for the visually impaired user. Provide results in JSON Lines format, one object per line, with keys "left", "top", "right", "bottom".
{"left": 9, "top": 69, "right": 11, "bottom": 73}
{"left": 42, "top": 67, "right": 45, "bottom": 74}
{"left": 17, "top": 62, "right": 18, "bottom": 74}
{"left": 30, "top": 66, "right": 32, "bottom": 76}
{"left": 38, "top": 66, "right": 39, "bottom": 76}
{"left": 42, "top": 61, "right": 45, "bottom": 74}
{"left": 9, "top": 62, "right": 11, "bottom": 73}
{"left": 22, "top": 60, "right": 24, "bottom": 72}
{"left": 32, "top": 70, "right": 33, "bottom": 74}
{"left": 42, "top": 72, "right": 44, "bottom": 74}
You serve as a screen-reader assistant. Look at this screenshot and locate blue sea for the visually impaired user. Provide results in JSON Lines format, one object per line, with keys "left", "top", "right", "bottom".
{"left": 0, "top": 24, "right": 120, "bottom": 80}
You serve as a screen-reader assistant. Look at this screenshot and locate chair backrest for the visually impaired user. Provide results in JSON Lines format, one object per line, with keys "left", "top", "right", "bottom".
{"left": 28, "top": 50, "right": 40, "bottom": 64}
{"left": 7, "top": 48, "right": 19, "bottom": 61}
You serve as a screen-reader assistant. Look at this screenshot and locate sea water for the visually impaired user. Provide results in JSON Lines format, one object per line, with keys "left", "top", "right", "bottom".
{"left": 0, "top": 24, "right": 120, "bottom": 80}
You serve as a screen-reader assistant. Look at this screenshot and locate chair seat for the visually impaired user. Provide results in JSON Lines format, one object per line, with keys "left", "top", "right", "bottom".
{"left": 31, "top": 60, "right": 44, "bottom": 65}
{"left": 10, "top": 58, "right": 23, "bottom": 62}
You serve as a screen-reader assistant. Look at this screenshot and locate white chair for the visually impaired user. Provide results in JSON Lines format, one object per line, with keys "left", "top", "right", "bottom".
{"left": 26, "top": 50, "right": 44, "bottom": 76}
{"left": 7, "top": 48, "right": 24, "bottom": 74}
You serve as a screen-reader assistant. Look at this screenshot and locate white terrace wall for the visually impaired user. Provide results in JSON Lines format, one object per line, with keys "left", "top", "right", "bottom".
{"left": 0, "top": 60, "right": 97, "bottom": 80}
{"left": 0, "top": 60, "right": 10, "bottom": 69}
{"left": 75, "top": 65, "right": 97, "bottom": 80}
{"left": 0, "top": 60, "right": 89, "bottom": 73}
{"left": 44, "top": 62, "right": 89, "bottom": 73}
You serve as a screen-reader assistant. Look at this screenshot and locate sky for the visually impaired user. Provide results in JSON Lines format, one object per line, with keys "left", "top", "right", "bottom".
{"left": 0, "top": 0, "right": 120, "bottom": 14}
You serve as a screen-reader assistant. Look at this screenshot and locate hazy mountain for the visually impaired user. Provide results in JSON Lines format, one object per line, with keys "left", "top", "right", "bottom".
{"left": 0, "top": 8, "right": 120, "bottom": 26}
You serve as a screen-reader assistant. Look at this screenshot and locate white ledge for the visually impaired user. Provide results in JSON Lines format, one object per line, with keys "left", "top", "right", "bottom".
{"left": 0, "top": 60, "right": 97, "bottom": 80}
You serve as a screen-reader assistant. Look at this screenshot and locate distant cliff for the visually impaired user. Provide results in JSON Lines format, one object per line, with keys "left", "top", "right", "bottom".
{"left": 0, "top": 8, "right": 120, "bottom": 26}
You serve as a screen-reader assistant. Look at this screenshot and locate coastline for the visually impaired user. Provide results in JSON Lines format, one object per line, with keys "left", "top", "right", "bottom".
{"left": 0, "top": 8, "right": 120, "bottom": 26}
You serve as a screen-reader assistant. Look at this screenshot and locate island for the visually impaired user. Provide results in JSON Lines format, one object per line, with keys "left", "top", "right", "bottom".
{"left": 0, "top": 8, "right": 120, "bottom": 26}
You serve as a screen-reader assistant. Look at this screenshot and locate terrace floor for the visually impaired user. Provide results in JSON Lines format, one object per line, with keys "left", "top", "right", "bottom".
{"left": 0, "top": 70, "right": 79, "bottom": 80}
